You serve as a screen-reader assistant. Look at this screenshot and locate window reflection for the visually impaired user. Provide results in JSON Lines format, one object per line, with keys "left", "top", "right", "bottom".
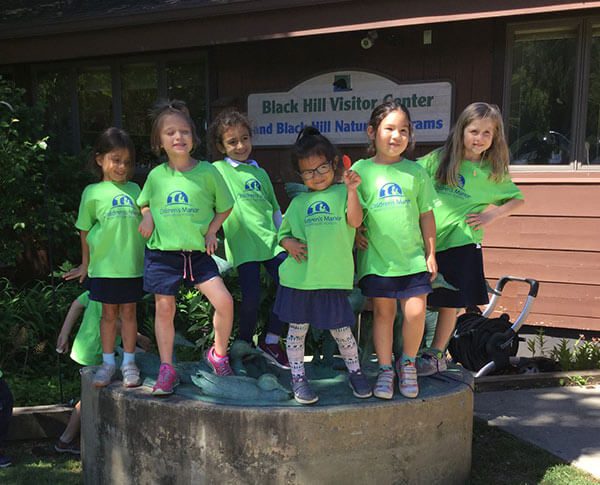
{"left": 508, "top": 29, "right": 576, "bottom": 165}
{"left": 36, "top": 70, "right": 75, "bottom": 153}
{"left": 78, "top": 66, "right": 112, "bottom": 149}
{"left": 585, "top": 27, "right": 600, "bottom": 165}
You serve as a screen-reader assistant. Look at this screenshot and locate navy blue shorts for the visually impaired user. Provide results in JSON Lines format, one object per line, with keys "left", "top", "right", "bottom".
{"left": 359, "top": 272, "right": 432, "bottom": 299}
{"left": 427, "top": 244, "right": 489, "bottom": 308}
{"left": 144, "top": 248, "right": 220, "bottom": 295}
{"left": 88, "top": 277, "right": 143, "bottom": 304}
{"left": 273, "top": 286, "right": 355, "bottom": 329}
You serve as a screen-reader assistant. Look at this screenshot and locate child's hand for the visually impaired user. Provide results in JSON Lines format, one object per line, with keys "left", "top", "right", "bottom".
{"left": 355, "top": 225, "right": 368, "bottom": 250}
{"left": 138, "top": 211, "right": 154, "bottom": 238}
{"left": 466, "top": 211, "right": 494, "bottom": 231}
{"left": 205, "top": 232, "right": 218, "bottom": 255}
{"left": 426, "top": 253, "right": 438, "bottom": 282}
{"left": 281, "top": 238, "right": 308, "bottom": 263}
{"left": 56, "top": 332, "right": 69, "bottom": 354}
{"left": 63, "top": 264, "right": 87, "bottom": 283}
{"left": 343, "top": 169, "right": 361, "bottom": 190}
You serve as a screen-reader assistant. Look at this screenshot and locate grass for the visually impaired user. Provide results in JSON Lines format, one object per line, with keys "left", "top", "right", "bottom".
{"left": 470, "top": 418, "right": 599, "bottom": 484}
{"left": 0, "top": 440, "right": 81, "bottom": 485}
{"left": 0, "top": 419, "right": 597, "bottom": 484}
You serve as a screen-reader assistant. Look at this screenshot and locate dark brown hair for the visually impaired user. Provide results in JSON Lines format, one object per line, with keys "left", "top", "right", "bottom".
{"left": 208, "top": 108, "right": 252, "bottom": 160}
{"left": 366, "top": 101, "right": 415, "bottom": 156}
{"left": 149, "top": 99, "right": 201, "bottom": 156}
{"left": 89, "top": 127, "right": 135, "bottom": 181}
{"left": 291, "top": 126, "right": 340, "bottom": 172}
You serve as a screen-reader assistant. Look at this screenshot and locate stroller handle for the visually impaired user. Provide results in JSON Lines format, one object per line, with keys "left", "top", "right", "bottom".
{"left": 495, "top": 276, "right": 539, "bottom": 298}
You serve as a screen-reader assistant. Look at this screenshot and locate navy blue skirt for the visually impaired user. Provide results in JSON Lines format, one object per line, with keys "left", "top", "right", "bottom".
{"left": 89, "top": 277, "right": 144, "bottom": 304}
{"left": 428, "top": 244, "right": 489, "bottom": 308}
{"left": 359, "top": 271, "right": 432, "bottom": 299}
{"left": 273, "top": 286, "right": 355, "bottom": 329}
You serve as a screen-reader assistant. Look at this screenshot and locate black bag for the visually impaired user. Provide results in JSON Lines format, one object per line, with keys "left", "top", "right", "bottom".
{"left": 448, "top": 312, "right": 519, "bottom": 373}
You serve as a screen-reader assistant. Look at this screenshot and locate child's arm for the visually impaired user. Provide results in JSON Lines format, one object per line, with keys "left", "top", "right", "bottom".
{"left": 205, "top": 208, "right": 232, "bottom": 255}
{"left": 466, "top": 198, "right": 525, "bottom": 231}
{"left": 280, "top": 237, "right": 307, "bottom": 263}
{"left": 56, "top": 298, "right": 86, "bottom": 354}
{"left": 343, "top": 170, "right": 363, "bottom": 228}
{"left": 419, "top": 210, "right": 438, "bottom": 282}
{"left": 63, "top": 230, "right": 90, "bottom": 283}
{"left": 138, "top": 206, "right": 154, "bottom": 238}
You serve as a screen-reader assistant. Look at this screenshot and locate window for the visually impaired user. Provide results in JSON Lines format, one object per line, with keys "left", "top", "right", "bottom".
{"left": 585, "top": 26, "right": 600, "bottom": 165}
{"left": 32, "top": 54, "right": 208, "bottom": 166}
{"left": 78, "top": 66, "right": 112, "bottom": 149}
{"left": 507, "top": 27, "right": 577, "bottom": 166}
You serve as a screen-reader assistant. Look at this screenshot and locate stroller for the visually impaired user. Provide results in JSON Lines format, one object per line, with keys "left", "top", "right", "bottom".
{"left": 447, "top": 276, "right": 539, "bottom": 378}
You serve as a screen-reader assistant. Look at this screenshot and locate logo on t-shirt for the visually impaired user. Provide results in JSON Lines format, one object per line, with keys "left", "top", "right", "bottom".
{"left": 106, "top": 193, "right": 137, "bottom": 219}
{"left": 370, "top": 182, "right": 410, "bottom": 211}
{"left": 379, "top": 183, "right": 403, "bottom": 198}
{"left": 160, "top": 190, "right": 199, "bottom": 216}
{"left": 167, "top": 190, "right": 190, "bottom": 206}
{"left": 437, "top": 175, "right": 471, "bottom": 199}
{"left": 458, "top": 174, "right": 466, "bottom": 188}
{"left": 307, "top": 201, "right": 330, "bottom": 215}
{"left": 112, "top": 194, "right": 134, "bottom": 207}
{"left": 304, "top": 200, "right": 341, "bottom": 225}
{"left": 244, "top": 179, "right": 262, "bottom": 191}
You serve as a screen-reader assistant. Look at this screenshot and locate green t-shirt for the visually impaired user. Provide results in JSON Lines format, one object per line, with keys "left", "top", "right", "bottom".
{"left": 353, "top": 157, "right": 437, "bottom": 279}
{"left": 76, "top": 181, "right": 145, "bottom": 278}
{"left": 213, "top": 160, "right": 284, "bottom": 267}
{"left": 278, "top": 184, "right": 355, "bottom": 290}
{"left": 418, "top": 150, "right": 524, "bottom": 252}
{"left": 70, "top": 291, "right": 121, "bottom": 366}
{"left": 137, "top": 162, "right": 234, "bottom": 251}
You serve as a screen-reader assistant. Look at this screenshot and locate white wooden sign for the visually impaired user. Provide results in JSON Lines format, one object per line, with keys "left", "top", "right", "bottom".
{"left": 248, "top": 71, "right": 452, "bottom": 146}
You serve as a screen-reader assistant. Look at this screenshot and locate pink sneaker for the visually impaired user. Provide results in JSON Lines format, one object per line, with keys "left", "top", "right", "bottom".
{"left": 205, "top": 345, "right": 234, "bottom": 376}
{"left": 152, "top": 363, "right": 179, "bottom": 396}
{"left": 257, "top": 340, "right": 291, "bottom": 369}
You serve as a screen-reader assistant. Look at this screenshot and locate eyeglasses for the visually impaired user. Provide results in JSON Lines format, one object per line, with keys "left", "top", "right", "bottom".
{"left": 298, "top": 162, "right": 332, "bottom": 180}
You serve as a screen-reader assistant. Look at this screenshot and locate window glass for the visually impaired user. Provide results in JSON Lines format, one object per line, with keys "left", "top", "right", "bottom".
{"left": 78, "top": 66, "right": 112, "bottom": 149}
{"left": 166, "top": 62, "right": 208, "bottom": 157}
{"left": 585, "top": 27, "right": 600, "bottom": 165}
{"left": 508, "top": 28, "right": 576, "bottom": 165}
{"left": 122, "top": 63, "right": 157, "bottom": 167}
{"left": 36, "top": 70, "right": 75, "bottom": 153}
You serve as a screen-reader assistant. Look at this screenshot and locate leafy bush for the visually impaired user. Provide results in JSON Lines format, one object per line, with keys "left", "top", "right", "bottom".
{"left": 0, "top": 76, "right": 91, "bottom": 281}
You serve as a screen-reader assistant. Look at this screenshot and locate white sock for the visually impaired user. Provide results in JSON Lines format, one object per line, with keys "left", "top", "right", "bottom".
{"left": 122, "top": 352, "right": 136, "bottom": 366}
{"left": 265, "top": 332, "right": 279, "bottom": 345}
{"left": 102, "top": 353, "right": 116, "bottom": 366}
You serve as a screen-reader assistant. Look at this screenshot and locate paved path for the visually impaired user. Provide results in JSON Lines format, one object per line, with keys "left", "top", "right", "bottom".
{"left": 474, "top": 385, "right": 600, "bottom": 479}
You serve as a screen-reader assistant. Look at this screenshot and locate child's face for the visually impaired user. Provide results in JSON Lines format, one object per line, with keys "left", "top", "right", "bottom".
{"left": 298, "top": 154, "right": 335, "bottom": 191}
{"left": 219, "top": 125, "right": 252, "bottom": 162}
{"left": 96, "top": 148, "right": 132, "bottom": 183}
{"left": 159, "top": 113, "right": 194, "bottom": 159}
{"left": 368, "top": 110, "right": 410, "bottom": 163}
{"left": 462, "top": 117, "right": 495, "bottom": 160}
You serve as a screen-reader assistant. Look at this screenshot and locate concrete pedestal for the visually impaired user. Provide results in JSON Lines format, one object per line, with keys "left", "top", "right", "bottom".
{"left": 81, "top": 367, "right": 473, "bottom": 485}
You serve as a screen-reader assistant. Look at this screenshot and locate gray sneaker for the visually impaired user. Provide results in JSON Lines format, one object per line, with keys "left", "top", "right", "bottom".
{"left": 373, "top": 369, "right": 394, "bottom": 400}
{"left": 121, "top": 362, "right": 142, "bottom": 388}
{"left": 416, "top": 352, "right": 448, "bottom": 377}
{"left": 93, "top": 363, "right": 116, "bottom": 387}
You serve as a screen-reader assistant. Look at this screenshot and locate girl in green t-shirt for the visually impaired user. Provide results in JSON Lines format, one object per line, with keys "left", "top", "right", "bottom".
{"left": 208, "top": 109, "right": 289, "bottom": 369}
{"left": 64, "top": 128, "right": 145, "bottom": 390}
{"left": 354, "top": 101, "right": 438, "bottom": 400}
{"left": 273, "top": 127, "right": 372, "bottom": 405}
{"left": 137, "top": 100, "right": 235, "bottom": 396}
{"left": 416, "top": 102, "right": 524, "bottom": 377}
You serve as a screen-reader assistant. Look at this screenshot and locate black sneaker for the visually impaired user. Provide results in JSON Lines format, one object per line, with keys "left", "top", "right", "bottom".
{"left": 0, "top": 454, "right": 11, "bottom": 468}
{"left": 54, "top": 439, "right": 81, "bottom": 455}
{"left": 291, "top": 377, "right": 318, "bottom": 405}
{"left": 348, "top": 370, "right": 373, "bottom": 398}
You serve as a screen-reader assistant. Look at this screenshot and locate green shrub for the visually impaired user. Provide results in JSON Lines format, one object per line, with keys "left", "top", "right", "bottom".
{"left": 0, "top": 76, "right": 91, "bottom": 281}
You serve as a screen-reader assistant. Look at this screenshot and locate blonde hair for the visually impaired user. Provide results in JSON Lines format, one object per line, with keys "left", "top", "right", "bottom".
{"left": 149, "top": 99, "right": 200, "bottom": 156}
{"left": 436, "top": 102, "right": 510, "bottom": 185}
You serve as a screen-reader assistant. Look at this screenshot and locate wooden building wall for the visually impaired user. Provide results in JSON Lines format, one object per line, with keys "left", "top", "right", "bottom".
{"left": 485, "top": 176, "right": 600, "bottom": 333}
